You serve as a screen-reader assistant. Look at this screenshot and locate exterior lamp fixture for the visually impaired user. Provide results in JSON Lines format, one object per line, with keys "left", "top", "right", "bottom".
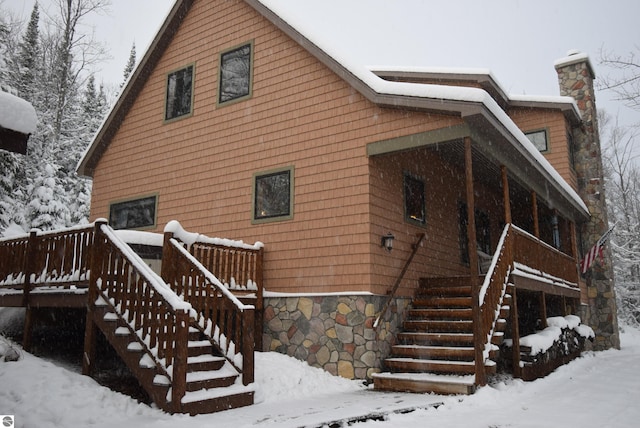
{"left": 381, "top": 233, "right": 395, "bottom": 252}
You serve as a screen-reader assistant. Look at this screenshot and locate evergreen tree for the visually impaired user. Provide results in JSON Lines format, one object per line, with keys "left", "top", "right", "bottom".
{"left": 0, "top": 0, "right": 110, "bottom": 234}
{"left": 121, "top": 42, "right": 136, "bottom": 88}
{"left": 15, "top": 2, "right": 41, "bottom": 103}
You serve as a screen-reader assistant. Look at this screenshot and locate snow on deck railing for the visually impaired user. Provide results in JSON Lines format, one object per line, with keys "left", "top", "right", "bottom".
{"left": 0, "top": 222, "right": 95, "bottom": 289}
{"left": 100, "top": 223, "right": 191, "bottom": 313}
{"left": 165, "top": 220, "right": 263, "bottom": 250}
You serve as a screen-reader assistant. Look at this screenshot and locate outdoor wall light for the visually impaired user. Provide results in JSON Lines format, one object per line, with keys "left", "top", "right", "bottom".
{"left": 381, "top": 232, "right": 395, "bottom": 252}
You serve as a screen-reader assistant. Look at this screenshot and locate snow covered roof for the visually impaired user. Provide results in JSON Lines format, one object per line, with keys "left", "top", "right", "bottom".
{"left": 0, "top": 91, "right": 37, "bottom": 155}
{"left": 77, "top": 0, "right": 590, "bottom": 220}
{"left": 0, "top": 91, "right": 38, "bottom": 135}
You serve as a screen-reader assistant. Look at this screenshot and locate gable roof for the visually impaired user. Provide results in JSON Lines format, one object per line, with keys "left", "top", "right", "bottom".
{"left": 77, "top": 0, "right": 589, "bottom": 221}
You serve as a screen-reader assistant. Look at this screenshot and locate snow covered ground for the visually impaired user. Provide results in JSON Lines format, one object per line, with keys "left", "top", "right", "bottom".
{"left": 1, "top": 326, "right": 640, "bottom": 427}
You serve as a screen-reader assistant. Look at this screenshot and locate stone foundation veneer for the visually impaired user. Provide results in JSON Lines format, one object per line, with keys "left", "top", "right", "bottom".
{"left": 261, "top": 295, "right": 411, "bottom": 381}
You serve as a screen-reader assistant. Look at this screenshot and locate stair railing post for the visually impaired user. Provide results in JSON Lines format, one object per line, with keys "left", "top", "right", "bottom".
{"left": 242, "top": 308, "right": 255, "bottom": 385}
{"left": 172, "top": 309, "right": 189, "bottom": 413}
{"left": 161, "top": 230, "right": 175, "bottom": 286}
{"left": 21, "top": 229, "right": 39, "bottom": 352}
{"left": 83, "top": 219, "right": 107, "bottom": 376}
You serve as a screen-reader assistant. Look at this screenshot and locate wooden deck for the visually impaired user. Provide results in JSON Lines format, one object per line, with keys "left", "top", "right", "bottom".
{"left": 0, "top": 220, "right": 263, "bottom": 415}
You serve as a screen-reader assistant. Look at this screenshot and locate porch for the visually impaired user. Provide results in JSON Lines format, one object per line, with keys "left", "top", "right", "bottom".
{"left": 368, "top": 122, "right": 591, "bottom": 392}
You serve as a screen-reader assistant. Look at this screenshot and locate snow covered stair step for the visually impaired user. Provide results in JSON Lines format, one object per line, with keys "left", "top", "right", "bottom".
{"left": 187, "top": 354, "right": 226, "bottom": 371}
{"left": 185, "top": 361, "right": 240, "bottom": 391}
{"left": 373, "top": 372, "right": 476, "bottom": 395}
{"left": 384, "top": 357, "right": 476, "bottom": 374}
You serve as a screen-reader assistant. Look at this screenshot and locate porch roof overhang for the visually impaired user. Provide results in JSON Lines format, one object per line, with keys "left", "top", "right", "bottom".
{"left": 366, "top": 115, "right": 590, "bottom": 224}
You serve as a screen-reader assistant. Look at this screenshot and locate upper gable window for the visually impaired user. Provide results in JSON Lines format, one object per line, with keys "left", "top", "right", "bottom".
{"left": 165, "top": 64, "right": 194, "bottom": 122}
{"left": 525, "top": 129, "right": 548, "bottom": 152}
{"left": 218, "top": 42, "right": 253, "bottom": 105}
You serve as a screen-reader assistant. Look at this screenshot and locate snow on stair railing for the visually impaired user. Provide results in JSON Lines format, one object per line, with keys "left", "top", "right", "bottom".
{"left": 162, "top": 221, "right": 256, "bottom": 386}
{"left": 90, "top": 220, "right": 192, "bottom": 410}
{"left": 476, "top": 224, "right": 512, "bottom": 378}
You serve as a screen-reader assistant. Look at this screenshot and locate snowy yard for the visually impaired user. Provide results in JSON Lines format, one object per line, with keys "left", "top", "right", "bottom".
{"left": 1, "top": 323, "right": 639, "bottom": 427}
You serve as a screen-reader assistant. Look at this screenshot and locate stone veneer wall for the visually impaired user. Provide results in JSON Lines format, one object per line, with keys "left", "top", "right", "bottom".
{"left": 555, "top": 52, "right": 620, "bottom": 350}
{"left": 261, "top": 295, "right": 411, "bottom": 381}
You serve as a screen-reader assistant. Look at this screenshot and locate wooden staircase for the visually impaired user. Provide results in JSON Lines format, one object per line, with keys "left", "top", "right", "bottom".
{"left": 89, "top": 298, "right": 254, "bottom": 414}
{"left": 373, "top": 276, "right": 511, "bottom": 395}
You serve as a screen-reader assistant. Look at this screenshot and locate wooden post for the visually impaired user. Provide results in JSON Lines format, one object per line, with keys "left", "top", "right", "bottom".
{"left": 82, "top": 220, "right": 106, "bottom": 376}
{"left": 161, "top": 231, "right": 174, "bottom": 284}
{"left": 539, "top": 292, "right": 548, "bottom": 329}
{"left": 531, "top": 191, "right": 540, "bottom": 238}
{"left": 243, "top": 308, "right": 255, "bottom": 385}
{"left": 172, "top": 309, "right": 189, "bottom": 413}
{"left": 464, "top": 137, "right": 486, "bottom": 386}
{"left": 501, "top": 165, "right": 512, "bottom": 225}
{"left": 254, "top": 246, "right": 264, "bottom": 351}
{"left": 22, "top": 230, "right": 38, "bottom": 352}
{"left": 510, "top": 286, "right": 522, "bottom": 378}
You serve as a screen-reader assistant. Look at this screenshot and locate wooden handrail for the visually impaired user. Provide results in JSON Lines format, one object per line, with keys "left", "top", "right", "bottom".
{"left": 374, "top": 233, "right": 426, "bottom": 329}
{"left": 475, "top": 224, "right": 581, "bottom": 383}
{"left": 89, "top": 221, "right": 191, "bottom": 405}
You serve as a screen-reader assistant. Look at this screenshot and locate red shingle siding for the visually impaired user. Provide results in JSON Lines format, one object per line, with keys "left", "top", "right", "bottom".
{"left": 508, "top": 107, "right": 578, "bottom": 191}
{"left": 90, "top": 0, "right": 512, "bottom": 294}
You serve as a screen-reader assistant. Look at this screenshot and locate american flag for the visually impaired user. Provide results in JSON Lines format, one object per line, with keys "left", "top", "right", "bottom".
{"left": 580, "top": 225, "right": 615, "bottom": 274}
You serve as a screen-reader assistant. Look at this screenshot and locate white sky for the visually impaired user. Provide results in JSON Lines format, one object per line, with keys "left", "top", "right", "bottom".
{"left": 4, "top": 0, "right": 639, "bottom": 127}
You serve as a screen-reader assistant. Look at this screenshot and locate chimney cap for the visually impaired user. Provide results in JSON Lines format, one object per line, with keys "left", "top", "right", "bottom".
{"left": 554, "top": 50, "right": 596, "bottom": 78}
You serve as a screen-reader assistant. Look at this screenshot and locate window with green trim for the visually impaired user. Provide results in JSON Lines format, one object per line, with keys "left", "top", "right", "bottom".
{"left": 218, "top": 42, "right": 253, "bottom": 105}
{"left": 165, "top": 64, "right": 194, "bottom": 121}
{"left": 252, "top": 167, "right": 293, "bottom": 223}
{"left": 525, "top": 129, "right": 548, "bottom": 152}
{"left": 109, "top": 195, "right": 158, "bottom": 230}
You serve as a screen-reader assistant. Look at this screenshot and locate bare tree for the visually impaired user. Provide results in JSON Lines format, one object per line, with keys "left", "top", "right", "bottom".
{"left": 50, "top": 0, "right": 110, "bottom": 143}
{"left": 601, "top": 110, "right": 640, "bottom": 326}
{"left": 599, "top": 46, "right": 640, "bottom": 111}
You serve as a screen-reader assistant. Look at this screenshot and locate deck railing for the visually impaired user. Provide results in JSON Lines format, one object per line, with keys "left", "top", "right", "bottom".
{"left": 0, "top": 225, "right": 94, "bottom": 289}
{"left": 476, "top": 224, "right": 580, "bottom": 383}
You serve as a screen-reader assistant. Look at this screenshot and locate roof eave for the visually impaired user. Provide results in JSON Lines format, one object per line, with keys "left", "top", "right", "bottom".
{"left": 77, "top": 0, "right": 194, "bottom": 178}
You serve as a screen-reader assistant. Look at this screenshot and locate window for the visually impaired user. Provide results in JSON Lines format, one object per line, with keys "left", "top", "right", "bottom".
{"left": 165, "top": 64, "right": 194, "bottom": 122}
{"left": 404, "top": 173, "right": 425, "bottom": 225}
{"left": 218, "top": 42, "right": 253, "bottom": 105}
{"left": 109, "top": 195, "right": 158, "bottom": 230}
{"left": 525, "top": 129, "right": 548, "bottom": 152}
{"left": 458, "top": 202, "right": 491, "bottom": 264}
{"left": 567, "top": 129, "right": 577, "bottom": 170}
{"left": 252, "top": 166, "right": 293, "bottom": 223}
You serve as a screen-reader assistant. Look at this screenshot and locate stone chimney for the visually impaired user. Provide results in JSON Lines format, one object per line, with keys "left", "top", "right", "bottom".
{"left": 555, "top": 50, "right": 620, "bottom": 350}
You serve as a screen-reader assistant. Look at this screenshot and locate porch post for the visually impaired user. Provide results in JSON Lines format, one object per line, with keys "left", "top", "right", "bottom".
{"left": 539, "top": 292, "right": 548, "bottom": 329}
{"left": 501, "top": 165, "right": 512, "bottom": 225}
{"left": 531, "top": 191, "right": 540, "bottom": 238}
{"left": 464, "top": 137, "right": 486, "bottom": 386}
